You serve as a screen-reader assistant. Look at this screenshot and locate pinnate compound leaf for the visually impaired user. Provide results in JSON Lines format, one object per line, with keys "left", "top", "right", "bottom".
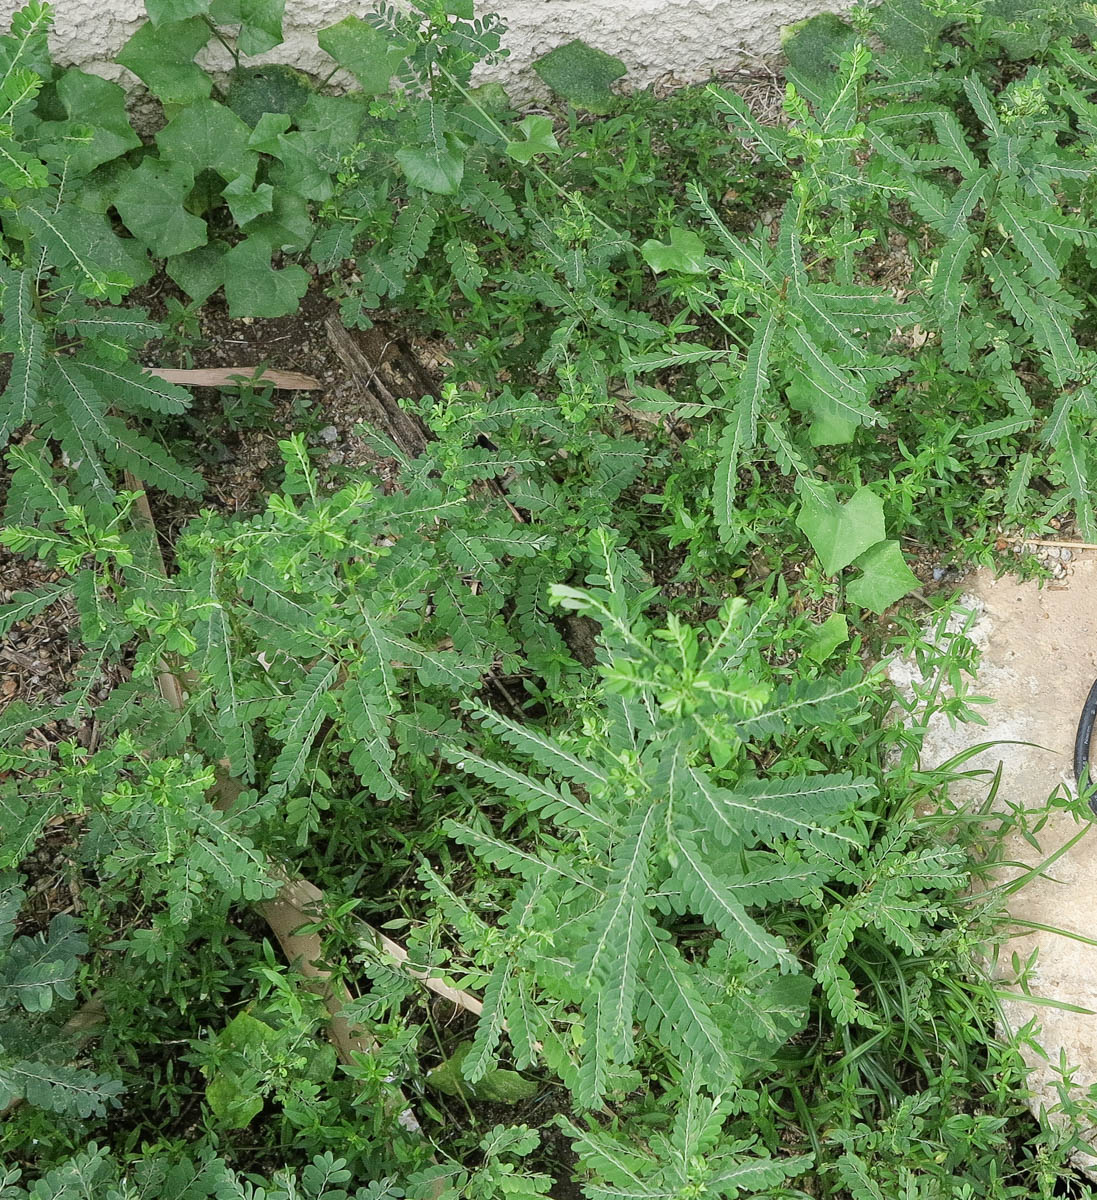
{"left": 318, "top": 15, "right": 409, "bottom": 93}
{"left": 845, "top": 540, "right": 919, "bottom": 613}
{"left": 222, "top": 236, "right": 309, "bottom": 318}
{"left": 0, "top": 913, "right": 85, "bottom": 1012}
{"left": 471, "top": 706, "right": 609, "bottom": 790}
{"left": 0, "top": 585, "right": 66, "bottom": 638}
{"left": 265, "top": 659, "right": 339, "bottom": 800}
{"left": 100, "top": 416, "right": 204, "bottom": 497}
{"left": 682, "top": 762, "right": 869, "bottom": 850}
{"left": 671, "top": 835, "right": 793, "bottom": 969}
{"left": 637, "top": 937, "right": 734, "bottom": 1085}
{"left": 24, "top": 202, "right": 152, "bottom": 295}
{"left": 464, "top": 959, "right": 512, "bottom": 1083}
{"left": 113, "top": 160, "right": 207, "bottom": 258}
{"left": 1, "top": 269, "right": 44, "bottom": 438}
{"left": 708, "top": 1151, "right": 815, "bottom": 1194}
{"left": 796, "top": 484, "right": 885, "bottom": 575}
{"left": 736, "top": 668, "right": 868, "bottom": 740}
{"left": 533, "top": 39, "right": 626, "bottom": 113}
{"left": 1055, "top": 421, "right": 1097, "bottom": 541}
{"left": 578, "top": 806, "right": 659, "bottom": 1055}
{"left": 0, "top": 1061, "right": 124, "bottom": 1118}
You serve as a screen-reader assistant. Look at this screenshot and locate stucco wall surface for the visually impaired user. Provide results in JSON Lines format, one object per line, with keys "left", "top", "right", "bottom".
{"left": 1, "top": 0, "right": 841, "bottom": 99}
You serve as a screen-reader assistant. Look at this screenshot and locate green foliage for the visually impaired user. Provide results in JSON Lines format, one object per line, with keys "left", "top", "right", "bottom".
{"left": 0, "top": 882, "right": 123, "bottom": 1117}
{"left": 7, "top": 0, "right": 1097, "bottom": 1196}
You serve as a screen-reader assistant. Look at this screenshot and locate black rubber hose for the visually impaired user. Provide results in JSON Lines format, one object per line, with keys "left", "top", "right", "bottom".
{"left": 1073, "top": 677, "right": 1097, "bottom": 814}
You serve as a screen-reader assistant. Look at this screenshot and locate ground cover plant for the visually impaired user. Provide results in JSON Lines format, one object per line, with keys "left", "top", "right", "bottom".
{"left": 5, "top": 0, "right": 1097, "bottom": 1195}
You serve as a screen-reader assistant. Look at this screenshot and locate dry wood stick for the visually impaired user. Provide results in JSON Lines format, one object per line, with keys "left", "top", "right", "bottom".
{"left": 146, "top": 367, "right": 320, "bottom": 390}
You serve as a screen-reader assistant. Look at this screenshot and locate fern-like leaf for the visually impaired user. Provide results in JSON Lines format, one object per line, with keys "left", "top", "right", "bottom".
{"left": 670, "top": 835, "right": 794, "bottom": 969}
{"left": 265, "top": 659, "right": 339, "bottom": 800}
{"left": 1, "top": 268, "right": 44, "bottom": 438}
{"left": 471, "top": 707, "right": 609, "bottom": 790}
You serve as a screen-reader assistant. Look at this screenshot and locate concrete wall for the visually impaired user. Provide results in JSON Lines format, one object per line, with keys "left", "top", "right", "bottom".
{"left": 1, "top": 0, "right": 842, "bottom": 99}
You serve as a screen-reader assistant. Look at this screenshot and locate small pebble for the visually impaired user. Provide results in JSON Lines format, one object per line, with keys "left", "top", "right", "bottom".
{"left": 1062, "top": 549, "right": 1073, "bottom": 562}
{"left": 932, "top": 566, "right": 946, "bottom": 581}
{"left": 318, "top": 425, "right": 339, "bottom": 444}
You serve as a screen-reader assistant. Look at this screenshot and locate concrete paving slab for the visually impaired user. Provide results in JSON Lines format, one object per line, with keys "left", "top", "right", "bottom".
{"left": 902, "top": 552, "right": 1097, "bottom": 1164}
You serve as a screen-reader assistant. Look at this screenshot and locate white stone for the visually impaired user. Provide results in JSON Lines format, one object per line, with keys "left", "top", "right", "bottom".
{"left": 892, "top": 555, "right": 1097, "bottom": 1173}
{"left": 2, "top": 0, "right": 845, "bottom": 100}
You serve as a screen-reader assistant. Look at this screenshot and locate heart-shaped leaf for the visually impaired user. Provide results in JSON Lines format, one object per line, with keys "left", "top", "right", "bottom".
{"left": 317, "top": 15, "right": 409, "bottom": 94}
{"left": 223, "top": 235, "right": 309, "bottom": 318}
{"left": 845, "top": 540, "right": 920, "bottom": 614}
{"left": 396, "top": 142, "right": 465, "bottom": 195}
{"left": 116, "top": 18, "right": 212, "bottom": 106}
{"left": 505, "top": 115, "right": 561, "bottom": 163}
{"left": 113, "top": 160, "right": 207, "bottom": 258}
{"left": 157, "top": 98, "right": 257, "bottom": 183}
{"left": 641, "top": 227, "right": 707, "bottom": 274}
{"left": 796, "top": 484, "right": 885, "bottom": 576}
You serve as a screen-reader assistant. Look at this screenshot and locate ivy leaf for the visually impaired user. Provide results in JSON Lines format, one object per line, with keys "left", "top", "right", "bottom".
{"left": 247, "top": 111, "right": 292, "bottom": 154}
{"left": 533, "top": 39, "right": 626, "bottom": 113}
{"left": 36, "top": 71, "right": 140, "bottom": 175}
{"left": 113, "top": 160, "right": 207, "bottom": 258}
{"left": 156, "top": 98, "right": 257, "bottom": 183}
{"left": 209, "top": 0, "right": 285, "bottom": 55}
{"left": 227, "top": 65, "right": 313, "bottom": 126}
{"left": 505, "top": 115, "right": 560, "bottom": 163}
{"left": 116, "top": 18, "right": 212, "bottom": 106}
{"left": 222, "top": 236, "right": 308, "bottom": 318}
{"left": 396, "top": 141, "right": 465, "bottom": 195}
{"left": 317, "top": 15, "right": 409, "bottom": 93}
{"left": 641, "top": 227, "right": 707, "bottom": 275}
{"left": 264, "top": 129, "right": 335, "bottom": 201}
{"left": 244, "top": 188, "right": 312, "bottom": 253}
{"left": 223, "top": 176, "right": 274, "bottom": 227}
{"left": 803, "top": 613, "right": 849, "bottom": 664}
{"left": 167, "top": 240, "right": 229, "bottom": 305}
{"left": 845, "top": 540, "right": 919, "bottom": 614}
{"left": 796, "top": 484, "right": 885, "bottom": 576}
